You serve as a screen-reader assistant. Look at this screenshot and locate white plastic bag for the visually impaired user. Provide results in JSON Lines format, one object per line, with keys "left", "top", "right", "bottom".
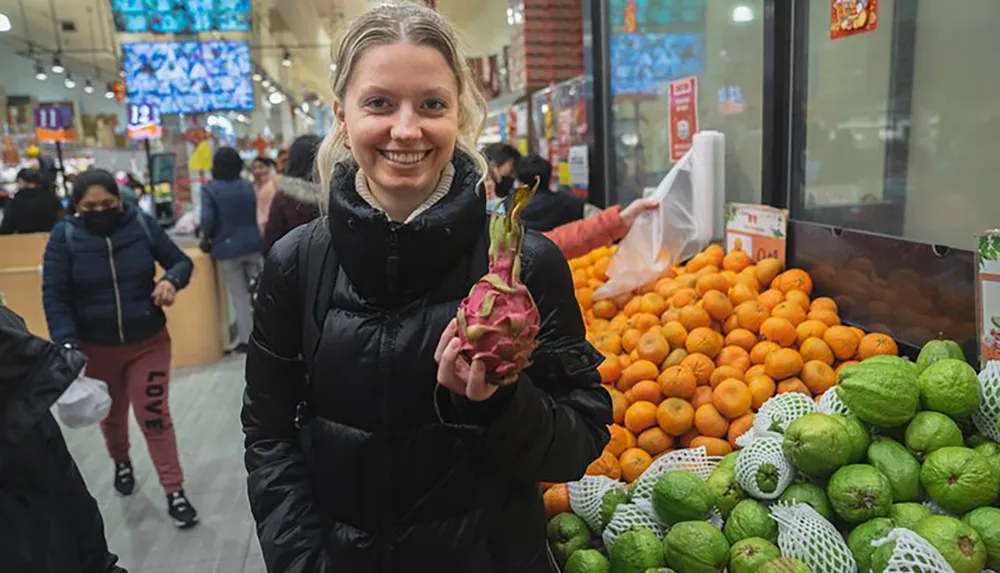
{"left": 57, "top": 375, "right": 112, "bottom": 428}
{"left": 594, "top": 148, "right": 705, "bottom": 300}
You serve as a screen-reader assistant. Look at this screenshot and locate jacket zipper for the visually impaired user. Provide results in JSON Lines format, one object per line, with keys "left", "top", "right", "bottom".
{"left": 379, "top": 225, "right": 400, "bottom": 573}
{"left": 106, "top": 238, "right": 125, "bottom": 343}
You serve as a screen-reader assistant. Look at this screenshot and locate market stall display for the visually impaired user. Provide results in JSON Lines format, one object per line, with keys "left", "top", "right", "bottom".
{"left": 541, "top": 241, "right": 1000, "bottom": 573}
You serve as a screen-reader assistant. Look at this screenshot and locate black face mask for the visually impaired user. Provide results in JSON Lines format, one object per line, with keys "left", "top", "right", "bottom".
{"left": 495, "top": 176, "right": 515, "bottom": 198}
{"left": 81, "top": 208, "right": 122, "bottom": 236}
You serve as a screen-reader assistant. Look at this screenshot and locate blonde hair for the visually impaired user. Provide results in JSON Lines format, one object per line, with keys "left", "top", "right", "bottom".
{"left": 315, "top": 2, "right": 489, "bottom": 204}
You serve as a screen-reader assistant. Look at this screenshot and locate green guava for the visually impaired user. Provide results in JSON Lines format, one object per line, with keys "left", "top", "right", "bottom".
{"left": 609, "top": 526, "right": 667, "bottom": 573}
{"left": 904, "top": 411, "right": 965, "bottom": 461}
{"left": 827, "top": 464, "right": 894, "bottom": 524}
{"left": 728, "top": 538, "right": 781, "bottom": 573}
{"left": 974, "top": 441, "right": 1000, "bottom": 479}
{"left": 921, "top": 447, "right": 1000, "bottom": 514}
{"left": 755, "top": 463, "right": 780, "bottom": 495}
{"left": 662, "top": 521, "right": 730, "bottom": 573}
{"left": 717, "top": 451, "right": 741, "bottom": 473}
{"left": 913, "top": 515, "right": 988, "bottom": 573}
{"left": 777, "top": 482, "right": 833, "bottom": 520}
{"left": 833, "top": 414, "right": 871, "bottom": 464}
{"left": 756, "top": 557, "right": 812, "bottom": 573}
{"left": 724, "top": 500, "right": 778, "bottom": 545}
{"left": 601, "top": 486, "right": 631, "bottom": 529}
{"left": 863, "top": 354, "right": 919, "bottom": 375}
{"left": 782, "top": 413, "right": 852, "bottom": 478}
{"left": 866, "top": 438, "right": 923, "bottom": 502}
{"left": 564, "top": 549, "right": 610, "bottom": 573}
{"left": 918, "top": 359, "right": 982, "bottom": 419}
{"left": 847, "top": 517, "right": 895, "bottom": 573}
{"left": 888, "top": 502, "right": 932, "bottom": 530}
{"left": 962, "top": 507, "right": 1000, "bottom": 570}
{"left": 915, "top": 339, "right": 966, "bottom": 374}
{"left": 652, "top": 471, "right": 714, "bottom": 525}
{"left": 548, "top": 513, "right": 592, "bottom": 567}
{"left": 967, "top": 433, "right": 992, "bottom": 448}
{"left": 706, "top": 466, "right": 746, "bottom": 519}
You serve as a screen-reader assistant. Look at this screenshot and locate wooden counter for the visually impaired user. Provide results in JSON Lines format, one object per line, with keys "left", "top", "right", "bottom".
{"left": 0, "top": 233, "right": 225, "bottom": 369}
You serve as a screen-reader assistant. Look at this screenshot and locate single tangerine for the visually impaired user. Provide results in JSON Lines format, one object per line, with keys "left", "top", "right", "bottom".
{"left": 606, "top": 424, "right": 637, "bottom": 457}
{"left": 637, "top": 427, "right": 674, "bottom": 456}
{"left": 796, "top": 319, "right": 830, "bottom": 345}
{"left": 712, "top": 379, "right": 754, "bottom": 419}
{"left": 710, "top": 365, "right": 746, "bottom": 389}
{"left": 765, "top": 348, "right": 805, "bottom": 379}
{"left": 716, "top": 346, "right": 752, "bottom": 373}
{"left": 657, "top": 397, "right": 696, "bottom": 436}
{"left": 758, "top": 289, "right": 786, "bottom": 311}
{"left": 799, "top": 337, "right": 835, "bottom": 365}
{"left": 747, "top": 374, "right": 777, "bottom": 410}
{"left": 690, "top": 436, "right": 733, "bottom": 456}
{"left": 694, "top": 403, "right": 730, "bottom": 438}
{"left": 736, "top": 301, "right": 770, "bottom": 333}
{"left": 760, "top": 316, "right": 798, "bottom": 347}
{"left": 771, "top": 301, "right": 807, "bottom": 326}
{"left": 824, "top": 325, "right": 861, "bottom": 361}
{"left": 661, "top": 321, "right": 688, "bottom": 349}
{"left": 686, "top": 327, "right": 724, "bottom": 358}
{"left": 776, "top": 377, "right": 811, "bottom": 396}
{"left": 679, "top": 305, "right": 713, "bottom": 332}
{"left": 727, "top": 413, "right": 756, "bottom": 449}
{"left": 619, "top": 447, "right": 654, "bottom": 483}
{"left": 801, "top": 360, "right": 837, "bottom": 395}
{"left": 725, "top": 328, "right": 759, "bottom": 352}
{"left": 658, "top": 365, "right": 698, "bottom": 400}
{"left": 636, "top": 331, "right": 671, "bottom": 365}
{"left": 750, "top": 340, "right": 782, "bottom": 365}
{"left": 702, "top": 290, "right": 734, "bottom": 322}
{"left": 858, "top": 333, "right": 898, "bottom": 359}
{"left": 624, "top": 401, "right": 659, "bottom": 434}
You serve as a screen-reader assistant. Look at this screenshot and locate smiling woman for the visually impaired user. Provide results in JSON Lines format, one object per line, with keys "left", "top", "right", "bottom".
{"left": 243, "top": 3, "right": 612, "bottom": 572}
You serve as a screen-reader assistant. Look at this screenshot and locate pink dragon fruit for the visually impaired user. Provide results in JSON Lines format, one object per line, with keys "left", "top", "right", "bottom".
{"left": 456, "top": 183, "right": 541, "bottom": 385}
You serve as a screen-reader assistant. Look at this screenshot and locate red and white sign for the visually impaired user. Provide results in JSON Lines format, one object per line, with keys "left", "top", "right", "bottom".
{"left": 668, "top": 76, "right": 699, "bottom": 162}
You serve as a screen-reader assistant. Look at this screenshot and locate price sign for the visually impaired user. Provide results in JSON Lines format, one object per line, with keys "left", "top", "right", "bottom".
{"left": 34, "top": 105, "right": 75, "bottom": 143}
{"left": 725, "top": 203, "right": 789, "bottom": 265}
{"left": 127, "top": 103, "right": 163, "bottom": 140}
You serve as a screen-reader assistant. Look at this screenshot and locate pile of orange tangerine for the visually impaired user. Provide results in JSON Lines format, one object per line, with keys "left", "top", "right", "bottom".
{"left": 569, "top": 243, "right": 900, "bottom": 486}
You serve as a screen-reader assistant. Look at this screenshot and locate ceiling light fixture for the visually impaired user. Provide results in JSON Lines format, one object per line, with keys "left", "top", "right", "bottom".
{"left": 268, "top": 91, "right": 285, "bottom": 105}
{"left": 51, "top": 55, "right": 65, "bottom": 74}
{"left": 732, "top": 5, "right": 754, "bottom": 22}
{"left": 83, "top": 79, "right": 94, "bottom": 93}
{"left": 281, "top": 49, "right": 292, "bottom": 67}
{"left": 268, "top": 85, "right": 277, "bottom": 93}
{"left": 261, "top": 79, "right": 271, "bottom": 88}
{"left": 302, "top": 102, "right": 309, "bottom": 113}
{"left": 329, "top": 63, "right": 336, "bottom": 72}
{"left": 252, "top": 72, "right": 262, "bottom": 82}
{"left": 64, "top": 74, "right": 76, "bottom": 89}
{"left": 0, "top": 13, "right": 12, "bottom": 32}
{"left": 104, "top": 86, "right": 114, "bottom": 99}
{"left": 35, "top": 62, "right": 47, "bottom": 81}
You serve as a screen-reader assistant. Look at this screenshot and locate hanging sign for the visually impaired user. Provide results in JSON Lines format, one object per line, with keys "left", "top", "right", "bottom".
{"left": 127, "top": 103, "right": 162, "bottom": 140}
{"left": 34, "top": 105, "right": 76, "bottom": 143}
{"left": 976, "top": 230, "right": 1000, "bottom": 366}
{"left": 831, "top": 0, "right": 878, "bottom": 40}
{"left": 725, "top": 203, "right": 789, "bottom": 266}
{"left": 667, "top": 76, "right": 698, "bottom": 162}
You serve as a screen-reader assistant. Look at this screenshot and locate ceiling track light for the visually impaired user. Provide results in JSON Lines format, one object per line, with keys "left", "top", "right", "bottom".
{"left": 281, "top": 49, "right": 292, "bottom": 67}
{"left": 261, "top": 79, "right": 271, "bottom": 88}
{"left": 252, "top": 72, "right": 262, "bottom": 82}
{"left": 51, "top": 55, "right": 65, "bottom": 74}
{"left": 64, "top": 73, "right": 76, "bottom": 89}
{"left": 35, "top": 61, "right": 47, "bottom": 81}
{"left": 83, "top": 79, "right": 94, "bottom": 94}
{"left": 104, "top": 84, "right": 114, "bottom": 99}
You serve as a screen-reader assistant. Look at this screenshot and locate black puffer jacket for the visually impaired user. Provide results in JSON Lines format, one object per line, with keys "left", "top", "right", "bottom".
{"left": 0, "top": 306, "right": 126, "bottom": 573}
{"left": 242, "top": 154, "right": 612, "bottom": 573}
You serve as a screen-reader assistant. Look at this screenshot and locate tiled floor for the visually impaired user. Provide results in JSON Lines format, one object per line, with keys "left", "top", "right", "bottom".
{"left": 62, "top": 356, "right": 265, "bottom": 573}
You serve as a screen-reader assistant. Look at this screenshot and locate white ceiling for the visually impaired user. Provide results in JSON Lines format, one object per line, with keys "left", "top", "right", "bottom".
{"left": 0, "top": 0, "right": 509, "bottom": 101}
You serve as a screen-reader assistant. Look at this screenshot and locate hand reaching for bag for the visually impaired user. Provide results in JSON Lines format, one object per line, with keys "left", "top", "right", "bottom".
{"left": 619, "top": 197, "right": 660, "bottom": 229}
{"left": 434, "top": 319, "right": 499, "bottom": 402}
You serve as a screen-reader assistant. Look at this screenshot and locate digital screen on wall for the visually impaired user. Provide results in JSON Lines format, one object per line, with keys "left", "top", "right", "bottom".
{"left": 609, "top": 33, "right": 704, "bottom": 96}
{"left": 608, "top": 0, "right": 706, "bottom": 32}
{"left": 111, "top": 0, "right": 251, "bottom": 33}
{"left": 122, "top": 41, "right": 255, "bottom": 115}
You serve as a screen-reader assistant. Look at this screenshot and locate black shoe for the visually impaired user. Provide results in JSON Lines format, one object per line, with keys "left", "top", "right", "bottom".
{"left": 167, "top": 490, "right": 199, "bottom": 529}
{"left": 113, "top": 461, "right": 135, "bottom": 496}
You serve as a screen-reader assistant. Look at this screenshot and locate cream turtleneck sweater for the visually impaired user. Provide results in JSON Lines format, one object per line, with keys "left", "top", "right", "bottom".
{"left": 354, "top": 163, "right": 455, "bottom": 224}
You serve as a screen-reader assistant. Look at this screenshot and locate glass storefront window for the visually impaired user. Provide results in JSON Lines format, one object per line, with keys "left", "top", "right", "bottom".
{"left": 606, "top": 0, "right": 764, "bottom": 206}
{"left": 794, "top": 0, "right": 1000, "bottom": 252}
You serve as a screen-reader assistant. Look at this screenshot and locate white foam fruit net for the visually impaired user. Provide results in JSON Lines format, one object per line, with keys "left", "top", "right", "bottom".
{"left": 771, "top": 502, "right": 858, "bottom": 573}
{"left": 817, "top": 385, "right": 852, "bottom": 415}
{"left": 567, "top": 475, "right": 621, "bottom": 534}
{"left": 752, "top": 392, "right": 818, "bottom": 437}
{"left": 630, "top": 446, "right": 720, "bottom": 502}
{"left": 602, "top": 501, "right": 668, "bottom": 550}
{"left": 734, "top": 432, "right": 796, "bottom": 499}
{"left": 873, "top": 528, "right": 954, "bottom": 573}
{"left": 973, "top": 360, "right": 1000, "bottom": 443}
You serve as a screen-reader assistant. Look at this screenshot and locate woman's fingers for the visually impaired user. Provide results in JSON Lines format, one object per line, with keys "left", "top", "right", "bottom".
{"left": 433, "top": 319, "right": 458, "bottom": 363}
{"left": 465, "top": 359, "right": 497, "bottom": 402}
{"left": 436, "top": 338, "right": 466, "bottom": 393}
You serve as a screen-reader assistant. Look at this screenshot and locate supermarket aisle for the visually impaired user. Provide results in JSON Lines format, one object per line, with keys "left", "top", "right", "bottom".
{"left": 61, "top": 355, "right": 266, "bottom": 573}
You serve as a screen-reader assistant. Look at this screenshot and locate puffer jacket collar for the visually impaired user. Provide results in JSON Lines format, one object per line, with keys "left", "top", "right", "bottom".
{"left": 275, "top": 175, "right": 322, "bottom": 205}
{"left": 326, "top": 153, "right": 487, "bottom": 308}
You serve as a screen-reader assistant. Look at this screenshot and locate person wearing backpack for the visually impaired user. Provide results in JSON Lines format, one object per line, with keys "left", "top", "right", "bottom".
{"left": 41, "top": 168, "right": 199, "bottom": 529}
{"left": 242, "top": 5, "right": 611, "bottom": 571}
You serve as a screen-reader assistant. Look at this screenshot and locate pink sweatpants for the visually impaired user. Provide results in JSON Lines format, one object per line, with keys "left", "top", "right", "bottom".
{"left": 79, "top": 328, "right": 184, "bottom": 494}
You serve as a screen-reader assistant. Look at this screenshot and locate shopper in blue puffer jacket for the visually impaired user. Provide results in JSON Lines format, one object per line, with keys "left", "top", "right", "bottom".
{"left": 42, "top": 168, "right": 199, "bottom": 529}
{"left": 200, "top": 147, "right": 261, "bottom": 352}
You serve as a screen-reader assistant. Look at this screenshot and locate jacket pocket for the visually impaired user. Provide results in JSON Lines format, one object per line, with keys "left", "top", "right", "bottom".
{"left": 302, "top": 416, "right": 378, "bottom": 531}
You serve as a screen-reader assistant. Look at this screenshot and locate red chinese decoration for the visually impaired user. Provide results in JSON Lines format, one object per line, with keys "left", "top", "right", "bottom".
{"left": 111, "top": 80, "right": 127, "bottom": 104}
{"left": 624, "top": 0, "right": 638, "bottom": 33}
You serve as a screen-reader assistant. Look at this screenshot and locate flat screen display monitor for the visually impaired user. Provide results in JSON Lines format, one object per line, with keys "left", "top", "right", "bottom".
{"left": 122, "top": 40, "right": 255, "bottom": 115}
{"left": 609, "top": 32, "right": 704, "bottom": 96}
{"left": 111, "top": 0, "right": 251, "bottom": 34}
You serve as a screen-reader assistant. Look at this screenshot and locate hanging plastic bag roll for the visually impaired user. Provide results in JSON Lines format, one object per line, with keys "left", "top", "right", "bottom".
{"left": 594, "top": 150, "right": 706, "bottom": 300}
{"left": 691, "top": 131, "right": 726, "bottom": 243}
